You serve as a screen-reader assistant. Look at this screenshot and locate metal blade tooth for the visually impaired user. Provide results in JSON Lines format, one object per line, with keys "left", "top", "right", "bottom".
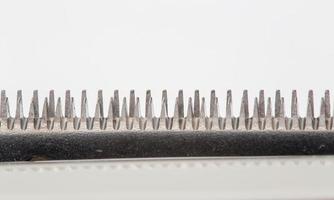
{"left": 194, "top": 90, "right": 200, "bottom": 117}
{"left": 243, "top": 90, "right": 249, "bottom": 118}
{"left": 145, "top": 97, "right": 157, "bottom": 130}
{"left": 15, "top": 90, "right": 23, "bottom": 119}
{"left": 325, "top": 90, "right": 332, "bottom": 129}
{"left": 209, "top": 90, "right": 220, "bottom": 130}
{"left": 274, "top": 90, "right": 281, "bottom": 118}
{"left": 238, "top": 90, "right": 249, "bottom": 130}
{"left": 47, "top": 90, "right": 55, "bottom": 130}
{"left": 251, "top": 97, "right": 260, "bottom": 130}
{"left": 164, "top": 90, "right": 171, "bottom": 129}
{"left": 162, "top": 90, "right": 168, "bottom": 113}
{"left": 290, "top": 90, "right": 300, "bottom": 130}
{"left": 12, "top": 90, "right": 24, "bottom": 130}
{"left": 225, "top": 90, "right": 234, "bottom": 130}
{"left": 0, "top": 91, "right": 9, "bottom": 130}
{"left": 55, "top": 97, "right": 63, "bottom": 120}
{"left": 25, "top": 98, "right": 34, "bottom": 130}
{"left": 33, "top": 90, "right": 39, "bottom": 118}
{"left": 160, "top": 91, "right": 168, "bottom": 119}
{"left": 304, "top": 90, "right": 315, "bottom": 130}
{"left": 210, "top": 91, "right": 221, "bottom": 130}
{"left": 178, "top": 90, "right": 184, "bottom": 118}
{"left": 173, "top": 90, "right": 185, "bottom": 130}
{"left": 113, "top": 118, "right": 120, "bottom": 130}
{"left": 216, "top": 98, "right": 223, "bottom": 130}
{"left": 318, "top": 97, "right": 327, "bottom": 130}
{"left": 131, "top": 97, "right": 143, "bottom": 130}
{"left": 196, "top": 97, "right": 207, "bottom": 130}
{"left": 94, "top": 90, "right": 104, "bottom": 121}
{"left": 39, "top": 97, "right": 49, "bottom": 130}
{"left": 192, "top": 90, "right": 200, "bottom": 130}
{"left": 64, "top": 90, "right": 76, "bottom": 131}
{"left": 65, "top": 90, "right": 71, "bottom": 119}
{"left": 276, "top": 97, "right": 287, "bottom": 130}
{"left": 145, "top": 90, "right": 153, "bottom": 119}
{"left": 41, "top": 98, "right": 48, "bottom": 119}
{"left": 48, "top": 90, "right": 55, "bottom": 119}
{"left": 5, "top": 98, "right": 14, "bottom": 130}
{"left": 118, "top": 97, "right": 129, "bottom": 130}
{"left": 108, "top": 97, "right": 114, "bottom": 119}
{"left": 158, "top": 91, "right": 170, "bottom": 130}
{"left": 7, "top": 98, "right": 14, "bottom": 130}
{"left": 26, "top": 90, "right": 39, "bottom": 130}
{"left": 325, "top": 90, "right": 331, "bottom": 118}
{"left": 145, "top": 90, "right": 152, "bottom": 118}
{"left": 171, "top": 97, "right": 179, "bottom": 130}
{"left": 215, "top": 97, "right": 222, "bottom": 130}
{"left": 0, "top": 90, "right": 7, "bottom": 120}
{"left": 128, "top": 90, "right": 135, "bottom": 130}
{"left": 80, "top": 90, "right": 88, "bottom": 119}
{"left": 200, "top": 97, "right": 206, "bottom": 118}
{"left": 105, "top": 97, "right": 114, "bottom": 130}
{"left": 259, "top": 90, "right": 265, "bottom": 119}
{"left": 92, "top": 90, "right": 104, "bottom": 130}
{"left": 144, "top": 92, "right": 153, "bottom": 130}
{"left": 68, "top": 97, "right": 79, "bottom": 130}
{"left": 62, "top": 91, "right": 69, "bottom": 130}
{"left": 210, "top": 90, "right": 216, "bottom": 118}
{"left": 97, "top": 90, "right": 104, "bottom": 117}
{"left": 72, "top": 97, "right": 80, "bottom": 130}
{"left": 113, "top": 90, "right": 120, "bottom": 118}
{"left": 121, "top": 97, "right": 128, "bottom": 119}
{"left": 112, "top": 90, "right": 120, "bottom": 130}
{"left": 291, "top": 90, "right": 298, "bottom": 118}
{"left": 129, "top": 90, "right": 135, "bottom": 118}
{"left": 53, "top": 97, "right": 64, "bottom": 131}
{"left": 149, "top": 97, "right": 159, "bottom": 130}
{"left": 79, "top": 90, "right": 90, "bottom": 130}
{"left": 263, "top": 97, "right": 273, "bottom": 130}
{"left": 208, "top": 90, "right": 215, "bottom": 130}
{"left": 173, "top": 97, "right": 179, "bottom": 119}
{"left": 28, "top": 97, "right": 34, "bottom": 119}
{"left": 184, "top": 97, "right": 194, "bottom": 130}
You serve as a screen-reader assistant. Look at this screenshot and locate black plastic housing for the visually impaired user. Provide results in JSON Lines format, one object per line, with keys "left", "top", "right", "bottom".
{"left": 0, "top": 131, "right": 334, "bottom": 161}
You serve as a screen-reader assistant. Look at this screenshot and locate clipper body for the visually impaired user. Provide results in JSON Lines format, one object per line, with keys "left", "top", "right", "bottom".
{"left": 0, "top": 90, "right": 333, "bottom": 161}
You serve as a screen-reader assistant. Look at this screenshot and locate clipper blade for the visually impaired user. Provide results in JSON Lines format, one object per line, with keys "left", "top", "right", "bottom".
{"left": 0, "top": 89, "right": 332, "bottom": 131}
{"left": 1, "top": 89, "right": 334, "bottom": 162}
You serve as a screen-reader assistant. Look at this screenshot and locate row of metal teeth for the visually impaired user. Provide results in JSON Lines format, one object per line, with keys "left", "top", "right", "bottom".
{"left": 0, "top": 90, "right": 331, "bottom": 131}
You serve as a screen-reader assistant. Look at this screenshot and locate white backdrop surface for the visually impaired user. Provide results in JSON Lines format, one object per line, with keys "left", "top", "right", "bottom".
{"left": 0, "top": 0, "right": 333, "bottom": 111}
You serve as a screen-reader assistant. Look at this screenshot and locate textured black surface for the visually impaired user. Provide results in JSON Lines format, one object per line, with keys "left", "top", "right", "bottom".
{"left": 0, "top": 131, "right": 334, "bottom": 161}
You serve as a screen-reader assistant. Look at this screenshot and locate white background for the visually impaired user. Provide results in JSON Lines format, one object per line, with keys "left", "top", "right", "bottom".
{"left": 0, "top": 0, "right": 333, "bottom": 116}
